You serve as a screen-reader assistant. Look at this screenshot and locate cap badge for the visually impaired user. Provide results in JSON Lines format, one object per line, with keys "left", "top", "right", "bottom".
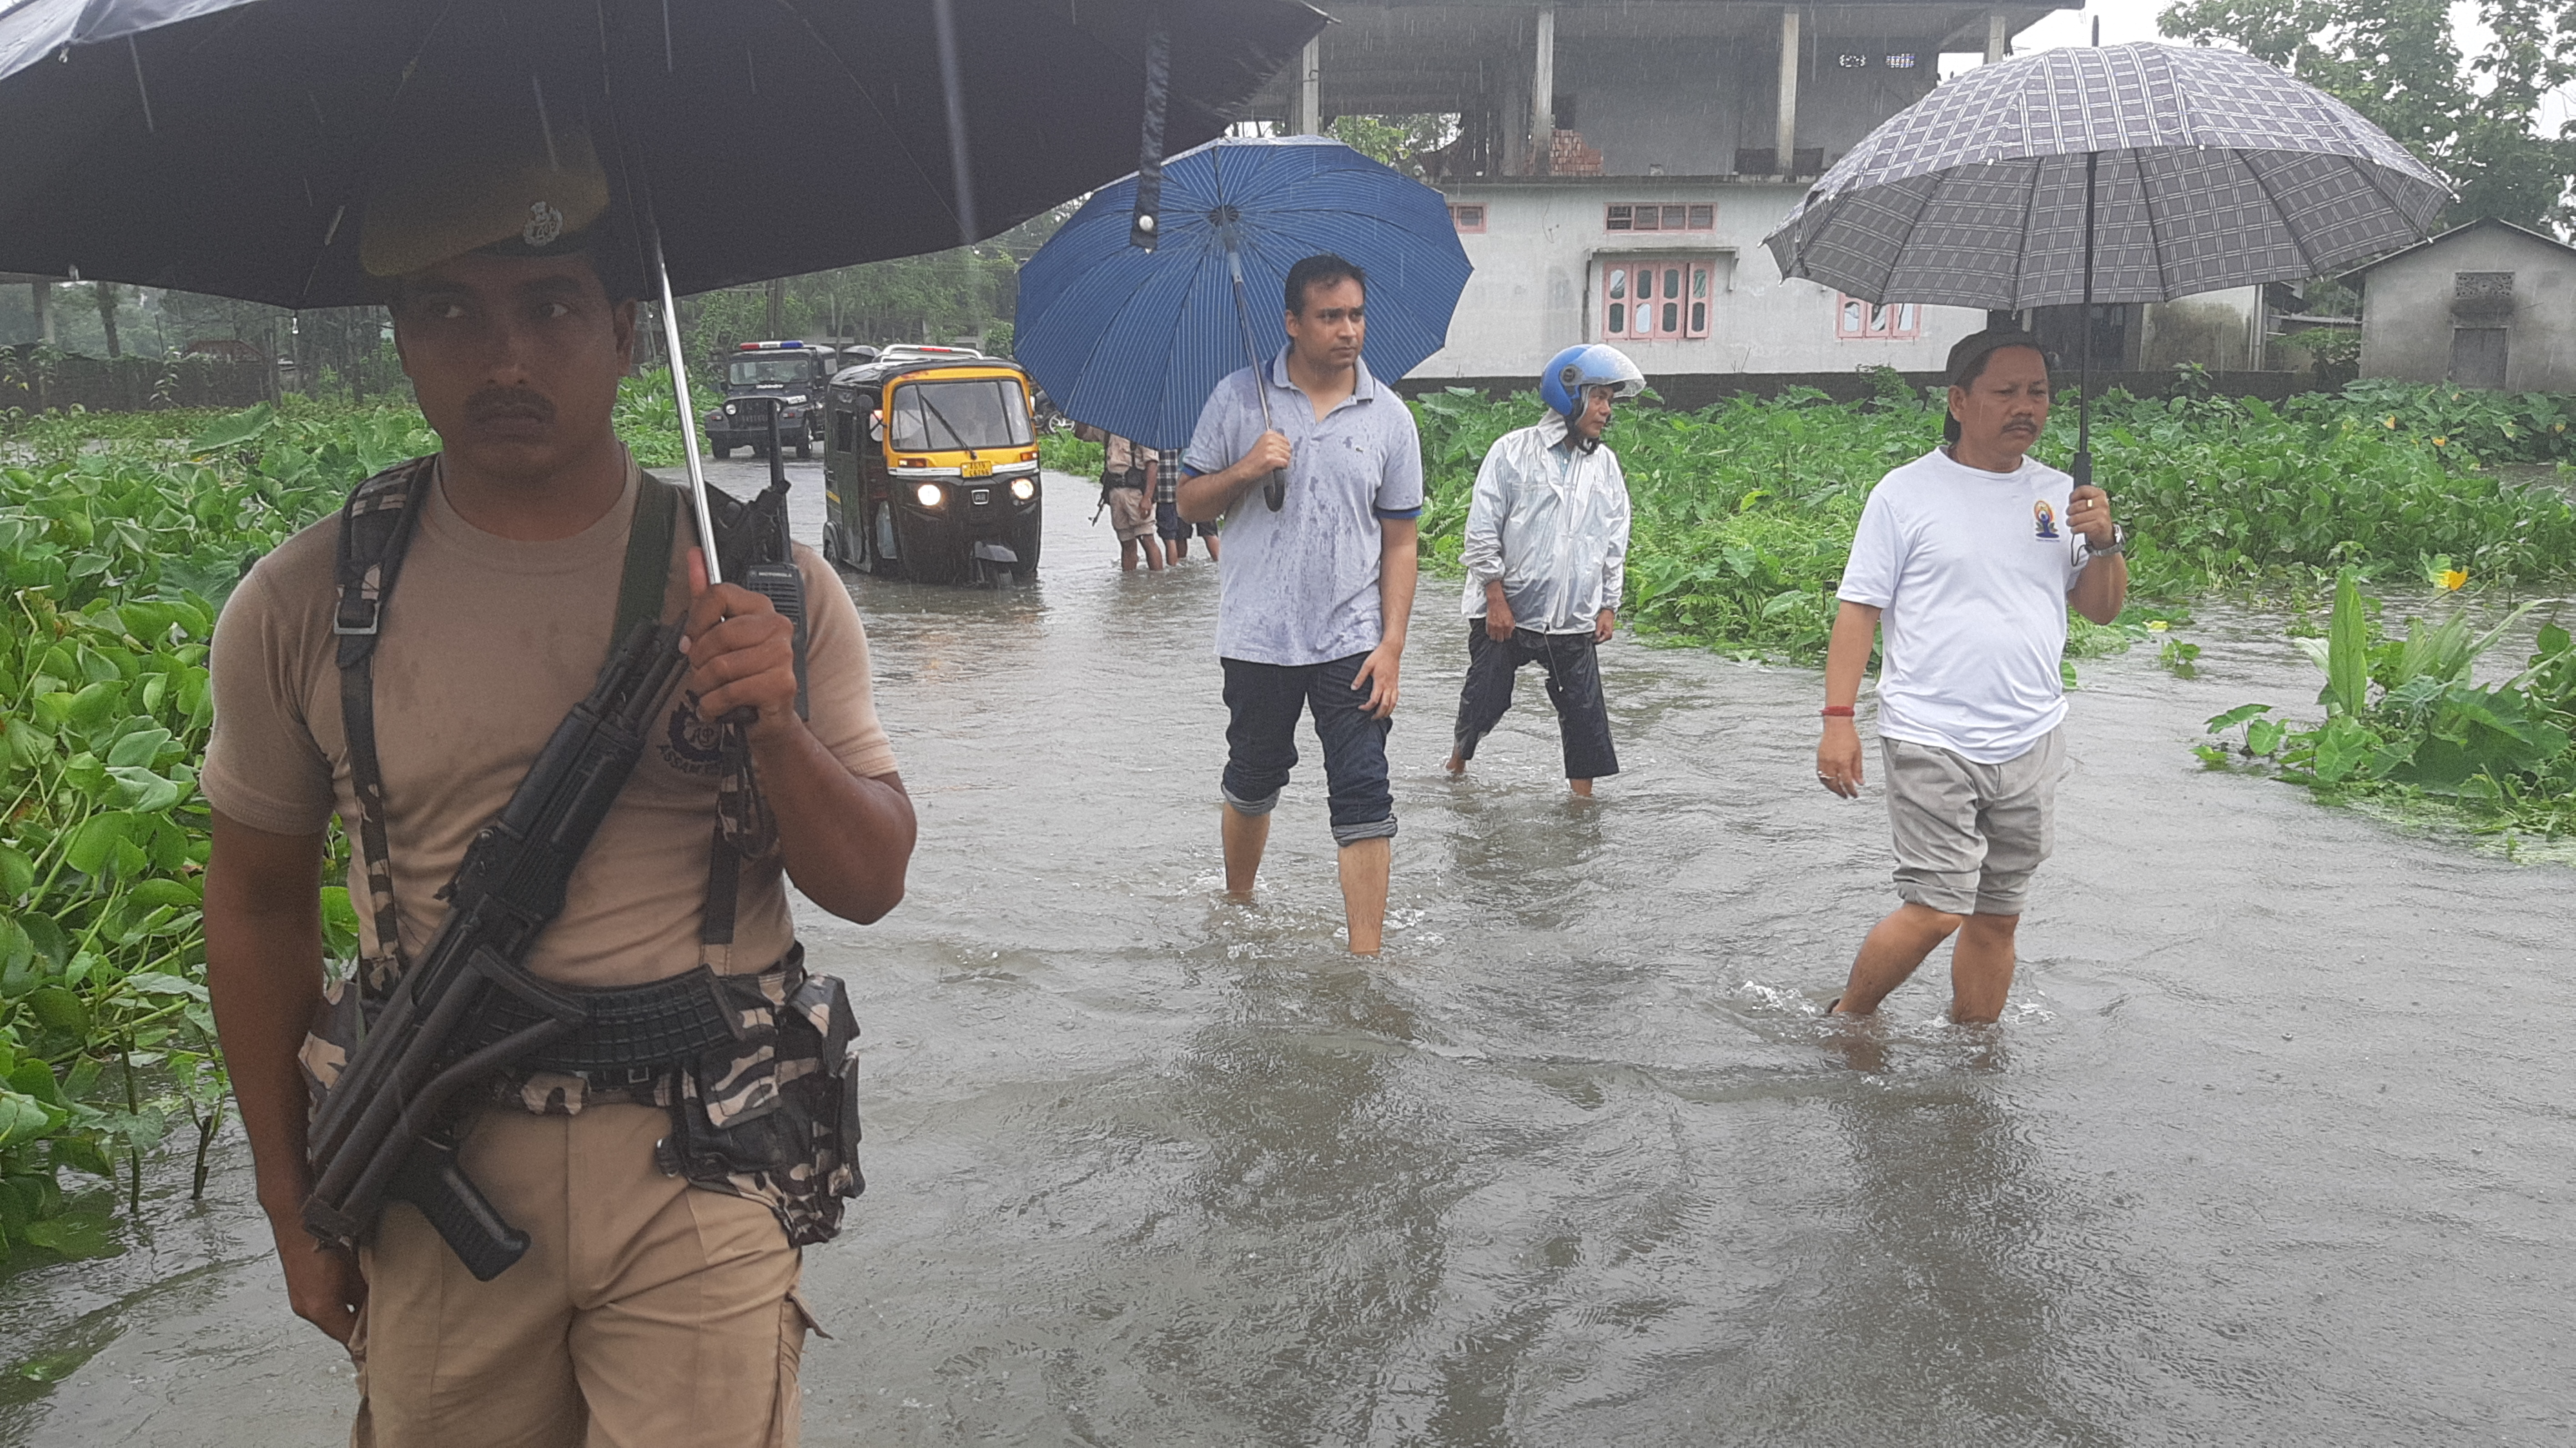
{"left": 523, "top": 200, "right": 564, "bottom": 248}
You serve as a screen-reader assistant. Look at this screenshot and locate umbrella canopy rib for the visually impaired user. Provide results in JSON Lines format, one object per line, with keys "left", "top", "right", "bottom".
{"left": 2238, "top": 148, "right": 2322, "bottom": 282}
{"left": 2133, "top": 148, "right": 2171, "bottom": 302}
{"left": 766, "top": 0, "right": 960, "bottom": 243}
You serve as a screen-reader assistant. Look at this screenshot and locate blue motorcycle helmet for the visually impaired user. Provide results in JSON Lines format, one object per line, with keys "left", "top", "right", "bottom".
{"left": 1540, "top": 343, "right": 1646, "bottom": 424}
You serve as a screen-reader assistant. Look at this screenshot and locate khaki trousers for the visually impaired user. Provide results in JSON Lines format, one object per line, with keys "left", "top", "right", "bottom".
{"left": 351, "top": 1103, "right": 810, "bottom": 1448}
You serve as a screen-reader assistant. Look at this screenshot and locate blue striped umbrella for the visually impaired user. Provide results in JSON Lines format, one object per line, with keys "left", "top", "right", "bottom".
{"left": 1015, "top": 135, "right": 1471, "bottom": 455}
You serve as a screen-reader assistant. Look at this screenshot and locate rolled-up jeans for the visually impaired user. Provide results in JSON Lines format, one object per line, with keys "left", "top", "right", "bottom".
{"left": 1220, "top": 653, "right": 1397, "bottom": 845}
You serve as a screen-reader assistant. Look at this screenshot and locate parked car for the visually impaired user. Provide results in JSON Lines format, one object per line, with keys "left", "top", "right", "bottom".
{"left": 820, "top": 352, "right": 1042, "bottom": 585}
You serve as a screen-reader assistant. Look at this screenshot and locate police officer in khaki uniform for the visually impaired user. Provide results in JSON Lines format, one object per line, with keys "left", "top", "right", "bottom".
{"left": 201, "top": 106, "right": 916, "bottom": 1447}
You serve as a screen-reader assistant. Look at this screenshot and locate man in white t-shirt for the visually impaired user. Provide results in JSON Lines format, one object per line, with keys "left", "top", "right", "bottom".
{"left": 1816, "top": 329, "right": 2128, "bottom": 1022}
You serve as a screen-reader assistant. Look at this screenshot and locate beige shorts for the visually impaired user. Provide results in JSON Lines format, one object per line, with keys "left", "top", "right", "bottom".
{"left": 1881, "top": 727, "right": 2064, "bottom": 917}
{"left": 350, "top": 1103, "right": 810, "bottom": 1448}
{"left": 1107, "top": 487, "right": 1155, "bottom": 542}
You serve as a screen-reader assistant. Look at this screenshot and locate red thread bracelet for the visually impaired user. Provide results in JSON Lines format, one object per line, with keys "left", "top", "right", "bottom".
{"left": 1820, "top": 705, "right": 1856, "bottom": 718}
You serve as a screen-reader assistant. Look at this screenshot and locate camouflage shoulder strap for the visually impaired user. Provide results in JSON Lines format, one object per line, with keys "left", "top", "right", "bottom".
{"left": 332, "top": 457, "right": 438, "bottom": 992}
{"left": 332, "top": 463, "right": 679, "bottom": 992}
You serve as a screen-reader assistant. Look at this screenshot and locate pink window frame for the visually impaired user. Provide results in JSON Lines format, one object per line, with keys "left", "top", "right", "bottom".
{"left": 1835, "top": 295, "right": 1922, "bottom": 340}
{"left": 1600, "top": 259, "right": 1716, "bottom": 342}
{"left": 1449, "top": 203, "right": 1487, "bottom": 234}
{"left": 1605, "top": 203, "right": 1716, "bottom": 233}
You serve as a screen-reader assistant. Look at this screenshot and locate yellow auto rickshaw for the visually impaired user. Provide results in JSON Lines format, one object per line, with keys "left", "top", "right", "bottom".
{"left": 819, "top": 348, "right": 1043, "bottom": 585}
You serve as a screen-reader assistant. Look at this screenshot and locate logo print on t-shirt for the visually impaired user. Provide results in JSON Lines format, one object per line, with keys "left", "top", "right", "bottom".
{"left": 2033, "top": 499, "right": 2060, "bottom": 540}
{"left": 657, "top": 698, "right": 726, "bottom": 777}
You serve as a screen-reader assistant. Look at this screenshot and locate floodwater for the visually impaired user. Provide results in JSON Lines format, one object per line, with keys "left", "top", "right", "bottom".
{"left": 6, "top": 461, "right": 2572, "bottom": 1446}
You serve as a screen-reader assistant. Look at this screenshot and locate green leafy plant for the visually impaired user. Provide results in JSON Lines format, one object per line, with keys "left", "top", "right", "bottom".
{"left": 2202, "top": 572, "right": 2576, "bottom": 839}
{"left": 1409, "top": 383, "right": 2574, "bottom": 667}
{"left": 1038, "top": 432, "right": 1104, "bottom": 478}
{"left": 3, "top": 406, "right": 375, "bottom": 1259}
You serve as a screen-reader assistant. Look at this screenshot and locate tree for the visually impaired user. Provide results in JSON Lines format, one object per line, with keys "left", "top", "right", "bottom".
{"left": 1326, "top": 114, "right": 1461, "bottom": 178}
{"left": 2159, "top": 0, "right": 2576, "bottom": 233}
{"left": 677, "top": 204, "right": 1079, "bottom": 365}
{"left": 94, "top": 281, "right": 121, "bottom": 359}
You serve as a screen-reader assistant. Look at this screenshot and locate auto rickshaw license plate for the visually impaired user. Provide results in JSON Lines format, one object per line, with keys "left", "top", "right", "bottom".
{"left": 960, "top": 460, "right": 994, "bottom": 478}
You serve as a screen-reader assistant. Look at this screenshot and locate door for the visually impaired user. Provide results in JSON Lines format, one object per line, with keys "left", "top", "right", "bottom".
{"left": 2450, "top": 327, "right": 2507, "bottom": 389}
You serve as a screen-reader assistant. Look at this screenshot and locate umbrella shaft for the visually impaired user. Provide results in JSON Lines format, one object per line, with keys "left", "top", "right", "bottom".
{"left": 650, "top": 235, "right": 726, "bottom": 588}
{"left": 2078, "top": 152, "right": 2097, "bottom": 476}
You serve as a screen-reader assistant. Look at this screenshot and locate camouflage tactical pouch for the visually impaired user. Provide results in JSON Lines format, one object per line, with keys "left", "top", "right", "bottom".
{"left": 298, "top": 955, "right": 401, "bottom": 1112}
{"left": 658, "top": 950, "right": 865, "bottom": 1247}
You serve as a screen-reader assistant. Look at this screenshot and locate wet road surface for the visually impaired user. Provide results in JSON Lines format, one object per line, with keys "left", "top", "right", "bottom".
{"left": 6, "top": 461, "right": 2573, "bottom": 1446}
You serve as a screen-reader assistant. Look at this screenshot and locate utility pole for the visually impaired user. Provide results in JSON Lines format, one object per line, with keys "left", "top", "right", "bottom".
{"left": 767, "top": 277, "right": 786, "bottom": 338}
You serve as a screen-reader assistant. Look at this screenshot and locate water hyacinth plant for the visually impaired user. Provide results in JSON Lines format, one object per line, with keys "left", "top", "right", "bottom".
{"left": 2201, "top": 569, "right": 2576, "bottom": 840}
{"left": 1408, "top": 380, "right": 2576, "bottom": 666}
{"left": 2, "top": 405, "right": 385, "bottom": 1259}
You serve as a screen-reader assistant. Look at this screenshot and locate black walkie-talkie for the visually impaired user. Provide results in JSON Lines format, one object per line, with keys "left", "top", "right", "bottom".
{"left": 748, "top": 402, "right": 809, "bottom": 719}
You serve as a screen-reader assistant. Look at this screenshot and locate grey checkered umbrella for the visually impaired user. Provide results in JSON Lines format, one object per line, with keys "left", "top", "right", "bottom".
{"left": 1763, "top": 42, "right": 2447, "bottom": 488}
{"left": 1763, "top": 43, "right": 2449, "bottom": 310}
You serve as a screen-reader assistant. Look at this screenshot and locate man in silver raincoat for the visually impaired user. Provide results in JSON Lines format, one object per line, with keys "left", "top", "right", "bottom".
{"left": 1445, "top": 345, "right": 1642, "bottom": 797}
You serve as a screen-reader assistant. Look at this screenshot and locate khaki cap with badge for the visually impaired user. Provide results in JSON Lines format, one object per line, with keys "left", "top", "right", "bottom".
{"left": 359, "top": 96, "right": 614, "bottom": 280}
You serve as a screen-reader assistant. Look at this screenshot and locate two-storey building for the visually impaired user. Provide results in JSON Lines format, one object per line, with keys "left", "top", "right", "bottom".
{"left": 1243, "top": 1, "right": 2279, "bottom": 382}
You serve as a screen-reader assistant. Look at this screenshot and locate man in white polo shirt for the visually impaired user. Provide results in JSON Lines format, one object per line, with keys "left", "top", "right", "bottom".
{"left": 1816, "top": 328, "right": 2127, "bottom": 1023}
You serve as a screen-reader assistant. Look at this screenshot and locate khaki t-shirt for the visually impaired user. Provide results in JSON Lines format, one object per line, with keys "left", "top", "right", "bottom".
{"left": 200, "top": 458, "right": 897, "bottom": 988}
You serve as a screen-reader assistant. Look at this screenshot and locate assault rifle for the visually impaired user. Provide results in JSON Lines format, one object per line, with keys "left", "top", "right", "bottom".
{"left": 302, "top": 428, "right": 810, "bottom": 1280}
{"left": 301, "top": 617, "right": 692, "bottom": 1279}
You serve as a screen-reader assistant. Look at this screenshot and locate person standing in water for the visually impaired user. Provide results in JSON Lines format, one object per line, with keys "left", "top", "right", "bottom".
{"left": 1155, "top": 444, "right": 1221, "bottom": 562}
{"left": 1816, "top": 328, "right": 2127, "bottom": 1023}
{"left": 1102, "top": 431, "right": 1165, "bottom": 572}
{"left": 1176, "top": 253, "right": 1422, "bottom": 955}
{"left": 1445, "top": 345, "right": 1639, "bottom": 797}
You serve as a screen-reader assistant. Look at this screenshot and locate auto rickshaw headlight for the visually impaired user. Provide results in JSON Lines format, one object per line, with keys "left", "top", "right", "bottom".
{"left": 1010, "top": 478, "right": 1036, "bottom": 501}
{"left": 915, "top": 483, "right": 945, "bottom": 508}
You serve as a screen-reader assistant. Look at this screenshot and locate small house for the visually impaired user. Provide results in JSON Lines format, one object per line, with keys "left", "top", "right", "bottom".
{"left": 2343, "top": 218, "right": 2576, "bottom": 393}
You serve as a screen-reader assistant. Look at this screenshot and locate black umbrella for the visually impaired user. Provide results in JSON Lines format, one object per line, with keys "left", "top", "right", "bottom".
{"left": 0, "top": 0, "right": 1323, "bottom": 573}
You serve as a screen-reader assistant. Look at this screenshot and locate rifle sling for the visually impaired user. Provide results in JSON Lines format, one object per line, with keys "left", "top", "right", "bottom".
{"left": 335, "top": 467, "right": 688, "bottom": 991}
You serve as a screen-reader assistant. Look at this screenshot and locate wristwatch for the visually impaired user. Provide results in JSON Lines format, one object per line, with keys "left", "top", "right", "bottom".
{"left": 2085, "top": 523, "right": 2126, "bottom": 559}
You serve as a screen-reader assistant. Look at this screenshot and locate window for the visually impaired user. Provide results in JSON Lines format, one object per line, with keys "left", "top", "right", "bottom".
{"left": 1835, "top": 295, "right": 1921, "bottom": 340}
{"left": 1605, "top": 203, "right": 1714, "bottom": 233}
{"left": 1602, "top": 260, "right": 1717, "bottom": 341}
{"left": 1885, "top": 52, "right": 1918, "bottom": 68}
{"left": 1449, "top": 203, "right": 1486, "bottom": 233}
{"left": 2452, "top": 271, "right": 2513, "bottom": 322}
{"left": 886, "top": 377, "right": 1035, "bottom": 451}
